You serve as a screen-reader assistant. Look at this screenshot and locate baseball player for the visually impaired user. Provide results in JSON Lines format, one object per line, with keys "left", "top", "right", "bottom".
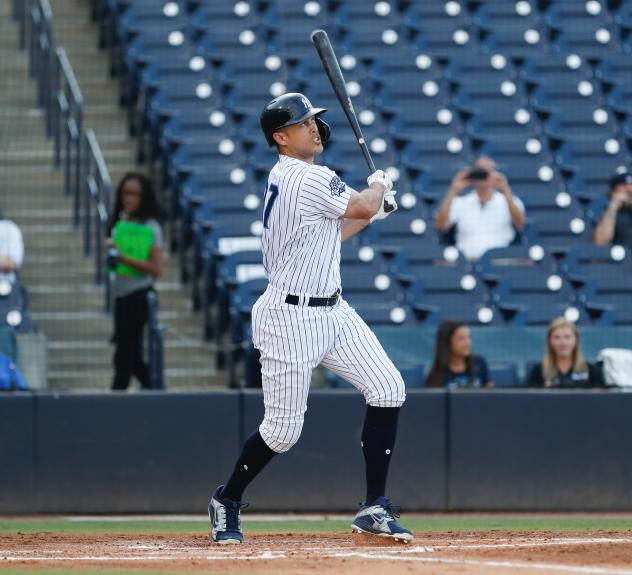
{"left": 208, "top": 93, "right": 411, "bottom": 544}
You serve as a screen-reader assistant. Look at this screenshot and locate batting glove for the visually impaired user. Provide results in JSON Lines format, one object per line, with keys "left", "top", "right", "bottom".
{"left": 367, "top": 169, "right": 393, "bottom": 193}
{"left": 371, "top": 189, "right": 398, "bottom": 223}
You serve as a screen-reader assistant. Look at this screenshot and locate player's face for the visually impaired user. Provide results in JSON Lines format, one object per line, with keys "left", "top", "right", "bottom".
{"left": 277, "top": 116, "right": 323, "bottom": 162}
{"left": 549, "top": 326, "right": 577, "bottom": 360}
{"left": 121, "top": 178, "right": 143, "bottom": 215}
{"left": 450, "top": 326, "right": 471, "bottom": 358}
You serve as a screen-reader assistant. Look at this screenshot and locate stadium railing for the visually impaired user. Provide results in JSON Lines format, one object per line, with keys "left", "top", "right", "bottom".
{"left": 28, "top": 0, "right": 53, "bottom": 125}
{"left": 147, "top": 291, "right": 165, "bottom": 390}
{"left": 84, "top": 129, "right": 112, "bottom": 297}
{"left": 53, "top": 47, "right": 84, "bottom": 224}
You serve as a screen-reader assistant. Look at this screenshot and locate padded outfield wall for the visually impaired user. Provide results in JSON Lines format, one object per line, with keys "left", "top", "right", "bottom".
{"left": 2, "top": 390, "right": 632, "bottom": 513}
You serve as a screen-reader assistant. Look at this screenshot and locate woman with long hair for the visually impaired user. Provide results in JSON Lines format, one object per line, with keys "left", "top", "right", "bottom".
{"left": 425, "top": 320, "right": 493, "bottom": 388}
{"left": 107, "top": 172, "right": 165, "bottom": 390}
{"left": 528, "top": 317, "right": 605, "bottom": 388}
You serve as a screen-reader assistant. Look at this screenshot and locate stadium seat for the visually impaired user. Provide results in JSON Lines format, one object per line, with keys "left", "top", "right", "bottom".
{"left": 545, "top": 2, "right": 620, "bottom": 56}
{"left": 196, "top": 26, "right": 269, "bottom": 67}
{"left": 478, "top": 5, "right": 549, "bottom": 56}
{"left": 263, "top": 2, "right": 332, "bottom": 58}
{"left": 378, "top": 93, "right": 461, "bottom": 143}
{"left": 369, "top": 205, "right": 437, "bottom": 257}
{"left": 406, "top": 265, "right": 496, "bottom": 326}
{"left": 556, "top": 139, "right": 630, "bottom": 204}
{"left": 476, "top": 244, "right": 558, "bottom": 278}
{"left": 207, "top": 250, "right": 265, "bottom": 340}
{"left": 159, "top": 108, "right": 238, "bottom": 163}
{"left": 227, "top": 277, "right": 268, "bottom": 377}
{"left": 489, "top": 362, "right": 520, "bottom": 387}
{"left": 528, "top": 210, "right": 592, "bottom": 254}
{"left": 491, "top": 266, "right": 584, "bottom": 325}
{"left": 404, "top": 3, "right": 479, "bottom": 56}
{"left": 391, "top": 245, "right": 466, "bottom": 283}
{"left": 188, "top": 1, "right": 260, "bottom": 45}
{"left": 563, "top": 245, "right": 632, "bottom": 325}
{"left": 320, "top": 133, "right": 399, "bottom": 179}
{"left": 340, "top": 259, "right": 403, "bottom": 304}
{"left": 400, "top": 135, "right": 474, "bottom": 180}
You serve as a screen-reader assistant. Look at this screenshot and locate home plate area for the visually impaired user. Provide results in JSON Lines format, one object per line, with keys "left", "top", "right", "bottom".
{"left": 3, "top": 531, "right": 632, "bottom": 574}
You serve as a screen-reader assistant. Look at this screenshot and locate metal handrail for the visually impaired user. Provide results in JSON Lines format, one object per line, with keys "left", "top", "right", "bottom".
{"left": 84, "top": 129, "right": 112, "bottom": 291}
{"left": 29, "top": 0, "right": 53, "bottom": 113}
{"left": 54, "top": 47, "right": 84, "bottom": 225}
{"left": 15, "top": 0, "right": 33, "bottom": 50}
{"left": 27, "top": 1, "right": 85, "bottom": 221}
{"left": 147, "top": 291, "right": 165, "bottom": 390}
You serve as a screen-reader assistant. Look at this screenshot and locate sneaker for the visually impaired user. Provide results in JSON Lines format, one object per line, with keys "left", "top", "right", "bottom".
{"left": 208, "top": 485, "right": 249, "bottom": 544}
{"left": 351, "top": 497, "right": 413, "bottom": 543}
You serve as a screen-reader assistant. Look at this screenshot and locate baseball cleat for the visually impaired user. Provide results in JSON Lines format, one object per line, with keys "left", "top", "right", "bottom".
{"left": 351, "top": 497, "right": 413, "bottom": 543}
{"left": 208, "top": 485, "right": 249, "bottom": 544}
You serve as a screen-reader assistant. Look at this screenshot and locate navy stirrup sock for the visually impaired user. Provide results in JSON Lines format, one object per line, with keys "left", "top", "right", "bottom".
{"left": 221, "top": 431, "right": 277, "bottom": 502}
{"left": 361, "top": 406, "right": 400, "bottom": 506}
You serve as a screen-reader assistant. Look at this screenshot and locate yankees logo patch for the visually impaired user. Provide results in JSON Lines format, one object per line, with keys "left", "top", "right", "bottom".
{"left": 329, "top": 176, "right": 345, "bottom": 197}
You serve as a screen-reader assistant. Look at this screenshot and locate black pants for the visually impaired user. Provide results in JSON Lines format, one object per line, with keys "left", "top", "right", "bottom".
{"left": 112, "top": 287, "right": 152, "bottom": 390}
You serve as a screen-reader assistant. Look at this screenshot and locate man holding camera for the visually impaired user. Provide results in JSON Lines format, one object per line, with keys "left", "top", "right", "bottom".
{"left": 434, "top": 156, "right": 525, "bottom": 260}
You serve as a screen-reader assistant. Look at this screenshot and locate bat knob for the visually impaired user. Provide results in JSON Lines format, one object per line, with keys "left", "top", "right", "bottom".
{"left": 384, "top": 197, "right": 396, "bottom": 213}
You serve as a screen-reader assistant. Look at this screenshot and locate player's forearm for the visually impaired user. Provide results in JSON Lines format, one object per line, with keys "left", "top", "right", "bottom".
{"left": 341, "top": 219, "right": 369, "bottom": 242}
{"left": 345, "top": 184, "right": 384, "bottom": 219}
{"left": 359, "top": 184, "right": 385, "bottom": 218}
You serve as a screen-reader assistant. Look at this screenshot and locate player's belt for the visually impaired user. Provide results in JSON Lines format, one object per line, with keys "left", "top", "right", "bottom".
{"left": 285, "top": 290, "right": 339, "bottom": 307}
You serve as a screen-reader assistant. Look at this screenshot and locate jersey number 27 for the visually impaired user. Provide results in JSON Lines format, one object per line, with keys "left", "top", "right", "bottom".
{"left": 263, "top": 183, "right": 279, "bottom": 229}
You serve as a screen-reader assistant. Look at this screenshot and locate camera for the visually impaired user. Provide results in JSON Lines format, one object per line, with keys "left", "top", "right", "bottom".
{"left": 107, "top": 247, "right": 120, "bottom": 270}
{"left": 468, "top": 167, "right": 489, "bottom": 181}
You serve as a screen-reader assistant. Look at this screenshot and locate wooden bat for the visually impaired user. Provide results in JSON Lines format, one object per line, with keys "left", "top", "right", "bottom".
{"left": 310, "top": 29, "right": 395, "bottom": 213}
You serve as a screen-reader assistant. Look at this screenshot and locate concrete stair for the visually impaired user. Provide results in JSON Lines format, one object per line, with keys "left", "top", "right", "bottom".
{"left": 2, "top": 0, "right": 229, "bottom": 390}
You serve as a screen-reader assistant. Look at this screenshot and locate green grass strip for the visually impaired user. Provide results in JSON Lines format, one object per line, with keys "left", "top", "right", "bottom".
{"left": 1, "top": 516, "right": 632, "bottom": 534}
{"left": 0, "top": 571, "right": 238, "bottom": 575}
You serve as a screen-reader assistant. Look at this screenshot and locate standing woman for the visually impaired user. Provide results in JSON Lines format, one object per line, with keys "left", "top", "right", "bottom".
{"left": 528, "top": 317, "right": 605, "bottom": 388}
{"left": 425, "top": 320, "right": 493, "bottom": 388}
{"left": 107, "top": 173, "right": 165, "bottom": 390}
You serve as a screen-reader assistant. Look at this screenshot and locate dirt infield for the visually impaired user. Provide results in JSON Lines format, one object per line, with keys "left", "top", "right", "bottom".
{"left": 3, "top": 530, "right": 632, "bottom": 574}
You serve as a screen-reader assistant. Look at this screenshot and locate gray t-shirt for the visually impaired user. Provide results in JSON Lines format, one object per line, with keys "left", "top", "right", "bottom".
{"left": 112, "top": 218, "right": 163, "bottom": 298}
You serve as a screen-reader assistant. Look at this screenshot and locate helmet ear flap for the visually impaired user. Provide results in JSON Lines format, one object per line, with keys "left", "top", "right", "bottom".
{"left": 316, "top": 117, "right": 330, "bottom": 144}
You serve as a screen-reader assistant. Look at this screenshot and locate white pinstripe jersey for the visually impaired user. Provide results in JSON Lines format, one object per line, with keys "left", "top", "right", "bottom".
{"left": 261, "top": 154, "right": 350, "bottom": 297}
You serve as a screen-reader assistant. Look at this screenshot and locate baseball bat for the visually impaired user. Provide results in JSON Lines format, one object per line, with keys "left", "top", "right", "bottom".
{"left": 310, "top": 29, "right": 395, "bottom": 213}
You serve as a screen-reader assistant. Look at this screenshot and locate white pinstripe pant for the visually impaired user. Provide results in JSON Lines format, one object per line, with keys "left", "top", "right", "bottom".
{"left": 252, "top": 285, "right": 406, "bottom": 453}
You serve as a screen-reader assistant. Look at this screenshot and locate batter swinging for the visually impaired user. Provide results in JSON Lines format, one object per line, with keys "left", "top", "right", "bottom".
{"left": 208, "top": 93, "right": 412, "bottom": 544}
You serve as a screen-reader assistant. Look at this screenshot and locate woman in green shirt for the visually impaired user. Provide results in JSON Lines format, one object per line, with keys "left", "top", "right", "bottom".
{"left": 106, "top": 173, "right": 164, "bottom": 390}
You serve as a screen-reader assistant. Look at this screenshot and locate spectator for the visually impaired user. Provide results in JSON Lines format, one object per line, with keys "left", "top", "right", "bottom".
{"left": 527, "top": 317, "right": 605, "bottom": 388}
{"left": 0, "top": 211, "right": 24, "bottom": 285}
{"left": 106, "top": 173, "right": 164, "bottom": 391}
{"left": 434, "top": 156, "right": 525, "bottom": 260}
{"left": 593, "top": 170, "right": 632, "bottom": 248}
{"left": 425, "top": 320, "right": 494, "bottom": 388}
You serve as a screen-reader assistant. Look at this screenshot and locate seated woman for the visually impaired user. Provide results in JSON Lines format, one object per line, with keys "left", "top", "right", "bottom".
{"left": 425, "top": 320, "right": 493, "bottom": 388}
{"left": 528, "top": 317, "right": 605, "bottom": 388}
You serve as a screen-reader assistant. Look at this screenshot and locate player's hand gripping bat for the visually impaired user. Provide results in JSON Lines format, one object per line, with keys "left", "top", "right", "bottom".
{"left": 310, "top": 29, "right": 396, "bottom": 213}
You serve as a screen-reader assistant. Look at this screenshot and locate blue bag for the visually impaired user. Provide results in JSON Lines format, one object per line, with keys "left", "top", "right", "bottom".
{"left": 0, "top": 353, "right": 27, "bottom": 391}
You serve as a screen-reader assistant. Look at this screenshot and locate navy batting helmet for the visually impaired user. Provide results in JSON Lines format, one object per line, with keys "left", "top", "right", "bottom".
{"left": 260, "top": 92, "right": 330, "bottom": 147}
